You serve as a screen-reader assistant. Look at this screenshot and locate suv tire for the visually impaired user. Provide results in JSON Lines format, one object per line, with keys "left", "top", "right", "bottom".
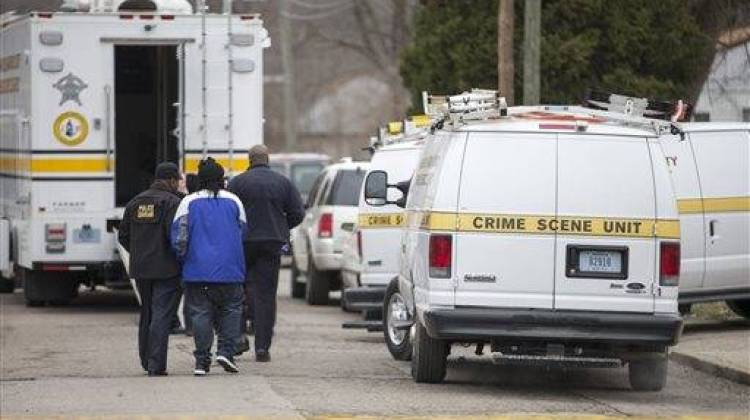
{"left": 383, "top": 279, "right": 412, "bottom": 361}
{"left": 305, "top": 257, "right": 329, "bottom": 306}
{"left": 290, "top": 258, "right": 305, "bottom": 299}
{"left": 411, "top": 321, "right": 447, "bottom": 383}
{"left": 726, "top": 299, "right": 750, "bottom": 319}
{"left": 628, "top": 352, "right": 668, "bottom": 391}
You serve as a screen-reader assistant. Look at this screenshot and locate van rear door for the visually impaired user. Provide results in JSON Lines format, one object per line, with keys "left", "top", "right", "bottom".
{"left": 454, "top": 132, "right": 557, "bottom": 309}
{"left": 554, "top": 135, "right": 656, "bottom": 313}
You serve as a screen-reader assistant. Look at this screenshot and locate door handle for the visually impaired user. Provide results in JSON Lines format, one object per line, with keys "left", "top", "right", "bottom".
{"left": 709, "top": 220, "right": 717, "bottom": 237}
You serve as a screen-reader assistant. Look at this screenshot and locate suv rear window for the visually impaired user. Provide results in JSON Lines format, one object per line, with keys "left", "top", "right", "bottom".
{"left": 326, "top": 169, "right": 365, "bottom": 206}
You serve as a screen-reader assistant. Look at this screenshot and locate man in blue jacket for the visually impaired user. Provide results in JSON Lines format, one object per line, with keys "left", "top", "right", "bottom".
{"left": 171, "top": 158, "right": 247, "bottom": 375}
{"left": 228, "top": 145, "right": 305, "bottom": 362}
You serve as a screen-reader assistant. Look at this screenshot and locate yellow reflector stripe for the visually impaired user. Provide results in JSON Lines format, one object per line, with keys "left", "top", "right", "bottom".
{"left": 678, "top": 197, "right": 750, "bottom": 214}
{"left": 358, "top": 213, "right": 406, "bottom": 228}
{"left": 30, "top": 158, "right": 112, "bottom": 173}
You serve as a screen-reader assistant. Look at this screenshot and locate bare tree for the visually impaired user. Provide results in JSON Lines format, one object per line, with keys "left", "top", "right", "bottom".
{"left": 498, "top": 0, "right": 514, "bottom": 105}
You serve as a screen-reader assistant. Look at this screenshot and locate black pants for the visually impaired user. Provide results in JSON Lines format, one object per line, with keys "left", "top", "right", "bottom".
{"left": 136, "top": 276, "right": 181, "bottom": 373}
{"left": 185, "top": 283, "right": 244, "bottom": 365}
{"left": 244, "top": 241, "right": 282, "bottom": 352}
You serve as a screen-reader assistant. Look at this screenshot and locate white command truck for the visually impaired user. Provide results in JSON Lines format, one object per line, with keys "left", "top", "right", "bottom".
{"left": 0, "top": 0, "right": 269, "bottom": 305}
{"left": 342, "top": 122, "right": 426, "bottom": 316}
{"left": 659, "top": 123, "right": 750, "bottom": 316}
{"left": 365, "top": 91, "right": 685, "bottom": 390}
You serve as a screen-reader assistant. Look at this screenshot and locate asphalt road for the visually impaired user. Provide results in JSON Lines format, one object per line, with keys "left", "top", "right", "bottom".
{"left": 1, "top": 269, "right": 748, "bottom": 419}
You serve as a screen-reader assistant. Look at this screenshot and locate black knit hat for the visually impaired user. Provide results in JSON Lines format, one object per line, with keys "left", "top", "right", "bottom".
{"left": 198, "top": 157, "right": 224, "bottom": 183}
{"left": 154, "top": 162, "right": 180, "bottom": 180}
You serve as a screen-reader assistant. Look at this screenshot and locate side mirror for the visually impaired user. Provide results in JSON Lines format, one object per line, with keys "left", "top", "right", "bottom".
{"left": 364, "top": 170, "right": 388, "bottom": 206}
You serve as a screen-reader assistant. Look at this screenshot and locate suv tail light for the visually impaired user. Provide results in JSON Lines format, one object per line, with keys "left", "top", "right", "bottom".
{"left": 318, "top": 213, "right": 333, "bottom": 238}
{"left": 429, "top": 234, "right": 452, "bottom": 278}
{"left": 659, "top": 242, "right": 680, "bottom": 286}
{"left": 356, "top": 230, "right": 362, "bottom": 257}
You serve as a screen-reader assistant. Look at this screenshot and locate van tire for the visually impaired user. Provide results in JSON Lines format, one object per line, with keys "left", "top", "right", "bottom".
{"left": 0, "top": 276, "right": 14, "bottom": 294}
{"left": 628, "top": 353, "right": 668, "bottom": 391}
{"left": 411, "top": 321, "right": 447, "bottom": 383}
{"left": 290, "top": 258, "right": 305, "bottom": 299}
{"left": 383, "top": 280, "right": 412, "bottom": 361}
{"left": 726, "top": 299, "right": 750, "bottom": 319}
{"left": 305, "top": 258, "right": 329, "bottom": 306}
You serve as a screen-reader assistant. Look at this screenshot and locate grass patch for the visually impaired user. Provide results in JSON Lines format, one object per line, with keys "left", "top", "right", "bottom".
{"left": 690, "top": 301, "right": 740, "bottom": 321}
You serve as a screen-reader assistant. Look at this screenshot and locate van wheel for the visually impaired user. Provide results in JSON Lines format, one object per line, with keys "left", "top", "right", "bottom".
{"left": 629, "top": 352, "right": 668, "bottom": 391}
{"left": 305, "top": 258, "right": 329, "bottom": 306}
{"left": 411, "top": 321, "right": 447, "bottom": 383}
{"left": 726, "top": 299, "right": 750, "bottom": 319}
{"left": 290, "top": 258, "right": 305, "bottom": 299}
{"left": 383, "top": 280, "right": 412, "bottom": 361}
{"left": 0, "top": 275, "right": 14, "bottom": 294}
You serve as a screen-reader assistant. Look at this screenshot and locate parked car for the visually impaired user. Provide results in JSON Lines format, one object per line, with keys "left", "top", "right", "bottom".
{"left": 291, "top": 158, "right": 369, "bottom": 305}
{"left": 365, "top": 90, "right": 684, "bottom": 390}
{"left": 659, "top": 123, "right": 750, "bottom": 317}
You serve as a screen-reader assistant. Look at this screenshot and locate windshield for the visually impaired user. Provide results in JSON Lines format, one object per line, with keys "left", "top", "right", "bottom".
{"left": 268, "top": 163, "right": 286, "bottom": 177}
{"left": 326, "top": 169, "right": 365, "bottom": 206}
{"left": 291, "top": 162, "right": 325, "bottom": 200}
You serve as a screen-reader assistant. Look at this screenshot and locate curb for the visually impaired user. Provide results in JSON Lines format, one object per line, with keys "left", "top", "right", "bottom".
{"left": 670, "top": 351, "right": 750, "bottom": 386}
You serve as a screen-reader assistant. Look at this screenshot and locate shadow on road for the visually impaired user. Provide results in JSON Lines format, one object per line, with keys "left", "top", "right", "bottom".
{"left": 1, "top": 288, "right": 140, "bottom": 314}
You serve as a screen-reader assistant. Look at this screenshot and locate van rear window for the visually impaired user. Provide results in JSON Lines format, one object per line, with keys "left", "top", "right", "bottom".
{"left": 326, "top": 169, "right": 365, "bottom": 206}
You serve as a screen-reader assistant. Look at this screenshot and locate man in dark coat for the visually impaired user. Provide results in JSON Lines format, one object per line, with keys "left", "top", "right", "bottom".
{"left": 228, "top": 145, "right": 305, "bottom": 362}
{"left": 118, "top": 162, "right": 183, "bottom": 376}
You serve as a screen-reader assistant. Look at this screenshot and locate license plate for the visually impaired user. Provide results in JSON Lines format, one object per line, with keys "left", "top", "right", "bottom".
{"left": 579, "top": 250, "right": 622, "bottom": 273}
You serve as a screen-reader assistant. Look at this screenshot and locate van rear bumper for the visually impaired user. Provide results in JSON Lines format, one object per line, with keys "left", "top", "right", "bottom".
{"left": 422, "top": 308, "right": 683, "bottom": 346}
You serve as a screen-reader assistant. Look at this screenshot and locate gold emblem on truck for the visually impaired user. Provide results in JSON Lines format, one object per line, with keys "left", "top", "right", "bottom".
{"left": 53, "top": 111, "right": 89, "bottom": 146}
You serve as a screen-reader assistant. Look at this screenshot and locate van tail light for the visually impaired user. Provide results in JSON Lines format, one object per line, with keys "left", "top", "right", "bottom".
{"left": 318, "top": 213, "right": 333, "bottom": 238}
{"left": 659, "top": 242, "right": 680, "bottom": 286}
{"left": 356, "top": 230, "right": 362, "bottom": 257}
{"left": 429, "top": 234, "right": 452, "bottom": 278}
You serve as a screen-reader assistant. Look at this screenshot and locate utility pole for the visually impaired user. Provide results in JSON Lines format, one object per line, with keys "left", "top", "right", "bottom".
{"left": 523, "top": 0, "right": 541, "bottom": 105}
{"left": 278, "top": 0, "right": 298, "bottom": 151}
{"left": 498, "top": 0, "right": 514, "bottom": 105}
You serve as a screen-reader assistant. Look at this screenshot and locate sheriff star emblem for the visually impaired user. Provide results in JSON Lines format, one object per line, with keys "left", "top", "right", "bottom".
{"left": 53, "top": 73, "right": 88, "bottom": 106}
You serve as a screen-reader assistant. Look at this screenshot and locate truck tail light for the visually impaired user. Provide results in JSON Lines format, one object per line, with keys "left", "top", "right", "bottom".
{"left": 318, "top": 213, "right": 333, "bottom": 238}
{"left": 659, "top": 242, "right": 680, "bottom": 286}
{"left": 45, "top": 223, "right": 66, "bottom": 254}
{"left": 429, "top": 234, "right": 452, "bottom": 278}
{"left": 356, "top": 230, "right": 362, "bottom": 257}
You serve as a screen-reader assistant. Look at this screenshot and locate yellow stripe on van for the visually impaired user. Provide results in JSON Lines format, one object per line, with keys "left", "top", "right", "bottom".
{"left": 358, "top": 213, "right": 406, "bottom": 228}
{"left": 407, "top": 211, "right": 680, "bottom": 239}
{"left": 678, "top": 196, "right": 750, "bottom": 214}
{"left": 184, "top": 157, "right": 250, "bottom": 173}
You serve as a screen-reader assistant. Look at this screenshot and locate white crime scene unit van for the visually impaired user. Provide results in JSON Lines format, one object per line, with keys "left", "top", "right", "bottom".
{"left": 342, "top": 120, "right": 427, "bottom": 317}
{"left": 290, "top": 158, "right": 369, "bottom": 305}
{"left": 364, "top": 90, "right": 685, "bottom": 390}
{"left": 659, "top": 123, "right": 750, "bottom": 316}
{"left": 0, "top": 0, "right": 269, "bottom": 305}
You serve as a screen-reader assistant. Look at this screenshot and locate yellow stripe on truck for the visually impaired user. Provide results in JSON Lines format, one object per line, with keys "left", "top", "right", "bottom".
{"left": 184, "top": 157, "right": 250, "bottom": 173}
{"left": 31, "top": 158, "right": 112, "bottom": 173}
{"left": 358, "top": 213, "right": 406, "bottom": 228}
{"left": 407, "top": 211, "right": 679, "bottom": 239}
{"left": 678, "top": 196, "right": 750, "bottom": 214}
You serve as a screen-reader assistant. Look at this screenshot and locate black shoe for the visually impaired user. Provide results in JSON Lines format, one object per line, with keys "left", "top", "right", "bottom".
{"left": 194, "top": 362, "right": 210, "bottom": 376}
{"left": 216, "top": 355, "right": 240, "bottom": 373}
{"left": 170, "top": 327, "right": 186, "bottom": 335}
{"left": 147, "top": 370, "right": 168, "bottom": 377}
{"left": 255, "top": 350, "right": 270, "bottom": 363}
{"left": 235, "top": 336, "right": 250, "bottom": 357}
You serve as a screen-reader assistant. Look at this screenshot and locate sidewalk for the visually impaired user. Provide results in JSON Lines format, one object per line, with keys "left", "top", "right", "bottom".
{"left": 671, "top": 318, "right": 750, "bottom": 385}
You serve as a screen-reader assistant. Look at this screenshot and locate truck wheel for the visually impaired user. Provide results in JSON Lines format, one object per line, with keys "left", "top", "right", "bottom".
{"left": 0, "top": 275, "right": 14, "bottom": 294}
{"left": 383, "top": 280, "right": 412, "bottom": 361}
{"left": 629, "top": 352, "right": 668, "bottom": 391}
{"left": 305, "top": 258, "right": 329, "bottom": 306}
{"left": 726, "top": 299, "right": 750, "bottom": 319}
{"left": 411, "top": 321, "right": 447, "bottom": 383}
{"left": 23, "top": 269, "right": 77, "bottom": 307}
{"left": 678, "top": 304, "right": 692, "bottom": 316}
{"left": 290, "top": 258, "right": 305, "bottom": 299}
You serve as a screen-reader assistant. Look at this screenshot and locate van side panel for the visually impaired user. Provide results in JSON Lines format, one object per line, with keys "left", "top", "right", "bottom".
{"left": 554, "top": 135, "right": 656, "bottom": 313}
{"left": 689, "top": 130, "right": 750, "bottom": 291}
{"left": 659, "top": 134, "right": 706, "bottom": 291}
{"left": 454, "top": 133, "right": 556, "bottom": 309}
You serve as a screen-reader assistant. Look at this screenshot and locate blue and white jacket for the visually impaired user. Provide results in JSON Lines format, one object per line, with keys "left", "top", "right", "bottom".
{"left": 170, "top": 189, "right": 247, "bottom": 284}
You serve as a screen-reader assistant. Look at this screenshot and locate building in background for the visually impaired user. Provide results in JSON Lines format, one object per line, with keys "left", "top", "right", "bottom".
{"left": 1, "top": 0, "right": 415, "bottom": 159}
{"left": 694, "top": 26, "right": 750, "bottom": 122}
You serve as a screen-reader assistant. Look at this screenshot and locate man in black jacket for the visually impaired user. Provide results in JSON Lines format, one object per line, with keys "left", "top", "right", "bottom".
{"left": 228, "top": 145, "right": 305, "bottom": 362}
{"left": 118, "top": 162, "right": 183, "bottom": 376}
